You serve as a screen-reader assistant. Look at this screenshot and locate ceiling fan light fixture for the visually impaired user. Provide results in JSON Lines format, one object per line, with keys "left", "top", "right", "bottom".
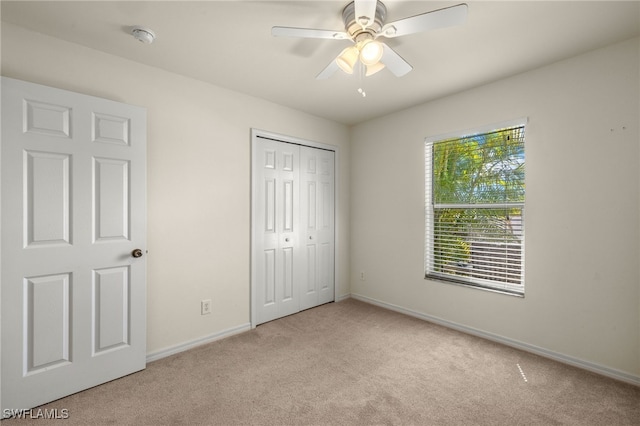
{"left": 336, "top": 46, "right": 359, "bottom": 74}
{"left": 359, "top": 40, "right": 384, "bottom": 66}
{"left": 272, "top": 2, "right": 468, "bottom": 80}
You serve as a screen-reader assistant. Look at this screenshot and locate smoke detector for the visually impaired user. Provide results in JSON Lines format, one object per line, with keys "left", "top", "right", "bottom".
{"left": 131, "top": 26, "right": 156, "bottom": 44}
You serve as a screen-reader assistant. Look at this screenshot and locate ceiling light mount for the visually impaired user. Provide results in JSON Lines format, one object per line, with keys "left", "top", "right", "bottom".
{"left": 131, "top": 26, "right": 156, "bottom": 44}
{"left": 342, "top": 1, "right": 386, "bottom": 39}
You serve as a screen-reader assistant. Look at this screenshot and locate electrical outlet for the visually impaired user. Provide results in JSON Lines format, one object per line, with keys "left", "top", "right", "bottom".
{"left": 360, "top": 271, "right": 365, "bottom": 281}
{"left": 201, "top": 299, "right": 212, "bottom": 315}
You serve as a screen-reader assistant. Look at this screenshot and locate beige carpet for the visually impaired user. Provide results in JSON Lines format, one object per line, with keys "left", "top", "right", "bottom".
{"left": 4, "top": 298, "right": 639, "bottom": 425}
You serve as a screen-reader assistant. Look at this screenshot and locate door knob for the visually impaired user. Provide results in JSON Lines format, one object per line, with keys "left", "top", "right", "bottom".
{"left": 131, "top": 249, "right": 143, "bottom": 258}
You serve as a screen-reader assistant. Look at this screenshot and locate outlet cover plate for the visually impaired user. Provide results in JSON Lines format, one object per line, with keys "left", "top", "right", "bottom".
{"left": 201, "top": 299, "right": 212, "bottom": 315}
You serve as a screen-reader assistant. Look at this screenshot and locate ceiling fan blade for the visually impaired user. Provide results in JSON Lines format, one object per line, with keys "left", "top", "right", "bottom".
{"left": 316, "top": 58, "right": 340, "bottom": 80}
{"left": 380, "top": 43, "right": 412, "bottom": 77}
{"left": 354, "top": 0, "right": 378, "bottom": 29}
{"left": 272, "top": 26, "right": 349, "bottom": 40}
{"left": 378, "top": 3, "right": 468, "bottom": 39}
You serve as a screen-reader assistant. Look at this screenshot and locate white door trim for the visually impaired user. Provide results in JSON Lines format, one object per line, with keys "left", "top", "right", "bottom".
{"left": 250, "top": 129, "right": 339, "bottom": 329}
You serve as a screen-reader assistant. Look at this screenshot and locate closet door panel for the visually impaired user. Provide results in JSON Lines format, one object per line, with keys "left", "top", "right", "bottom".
{"left": 252, "top": 139, "right": 301, "bottom": 324}
{"left": 300, "top": 147, "right": 335, "bottom": 310}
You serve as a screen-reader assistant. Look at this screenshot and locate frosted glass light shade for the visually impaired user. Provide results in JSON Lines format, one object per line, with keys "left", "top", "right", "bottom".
{"left": 336, "top": 46, "right": 359, "bottom": 74}
{"left": 365, "top": 62, "right": 386, "bottom": 76}
{"left": 360, "top": 41, "right": 383, "bottom": 66}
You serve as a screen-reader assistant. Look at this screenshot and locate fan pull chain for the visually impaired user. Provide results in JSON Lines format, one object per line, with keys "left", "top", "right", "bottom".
{"left": 357, "top": 62, "right": 366, "bottom": 98}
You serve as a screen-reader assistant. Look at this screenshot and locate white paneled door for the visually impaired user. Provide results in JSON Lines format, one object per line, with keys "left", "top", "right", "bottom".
{"left": 251, "top": 132, "right": 335, "bottom": 326}
{"left": 252, "top": 138, "right": 302, "bottom": 324}
{"left": 299, "top": 147, "right": 335, "bottom": 311}
{"left": 1, "top": 78, "right": 147, "bottom": 412}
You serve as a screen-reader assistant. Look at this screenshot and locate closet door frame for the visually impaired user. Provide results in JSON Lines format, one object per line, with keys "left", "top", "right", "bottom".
{"left": 250, "top": 129, "right": 339, "bottom": 328}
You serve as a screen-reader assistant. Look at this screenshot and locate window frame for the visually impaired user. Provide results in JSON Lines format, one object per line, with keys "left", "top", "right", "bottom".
{"left": 424, "top": 118, "right": 527, "bottom": 296}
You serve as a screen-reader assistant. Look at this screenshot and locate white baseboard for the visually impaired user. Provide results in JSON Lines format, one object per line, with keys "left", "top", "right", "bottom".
{"left": 146, "top": 323, "right": 251, "bottom": 363}
{"left": 335, "top": 293, "right": 351, "bottom": 302}
{"left": 350, "top": 293, "right": 640, "bottom": 387}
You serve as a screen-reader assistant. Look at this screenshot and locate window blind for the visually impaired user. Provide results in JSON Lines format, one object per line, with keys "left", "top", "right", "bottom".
{"left": 425, "top": 125, "right": 525, "bottom": 295}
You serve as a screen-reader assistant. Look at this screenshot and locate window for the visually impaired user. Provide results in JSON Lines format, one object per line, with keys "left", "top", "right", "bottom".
{"left": 425, "top": 119, "right": 526, "bottom": 295}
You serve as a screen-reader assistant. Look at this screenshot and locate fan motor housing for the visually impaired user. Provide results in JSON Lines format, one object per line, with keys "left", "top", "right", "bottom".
{"left": 342, "top": 1, "right": 387, "bottom": 39}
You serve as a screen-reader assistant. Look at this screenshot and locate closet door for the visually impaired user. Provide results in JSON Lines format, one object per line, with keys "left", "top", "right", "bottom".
{"left": 251, "top": 133, "right": 335, "bottom": 326}
{"left": 300, "top": 147, "right": 335, "bottom": 310}
{"left": 252, "top": 139, "right": 302, "bottom": 325}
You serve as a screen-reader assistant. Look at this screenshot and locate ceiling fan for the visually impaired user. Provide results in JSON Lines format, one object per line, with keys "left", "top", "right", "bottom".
{"left": 272, "top": 0, "right": 468, "bottom": 79}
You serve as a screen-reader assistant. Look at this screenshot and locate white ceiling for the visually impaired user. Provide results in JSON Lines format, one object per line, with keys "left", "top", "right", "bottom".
{"left": 2, "top": 1, "right": 639, "bottom": 125}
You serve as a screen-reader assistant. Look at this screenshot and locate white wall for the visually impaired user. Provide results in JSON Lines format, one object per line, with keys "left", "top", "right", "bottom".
{"left": 0, "top": 22, "right": 351, "bottom": 355}
{"left": 350, "top": 37, "right": 640, "bottom": 378}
